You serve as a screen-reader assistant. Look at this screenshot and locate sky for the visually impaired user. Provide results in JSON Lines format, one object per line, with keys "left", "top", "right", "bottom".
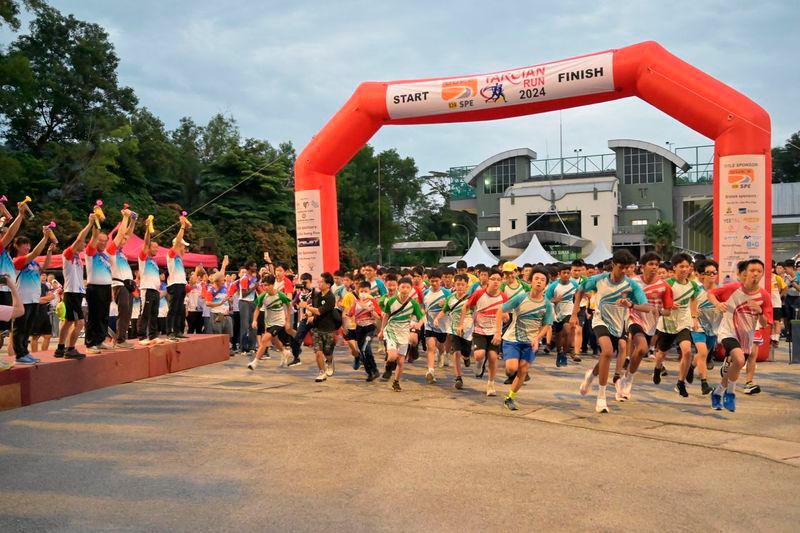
{"left": 4, "top": 0, "right": 799, "bottom": 174}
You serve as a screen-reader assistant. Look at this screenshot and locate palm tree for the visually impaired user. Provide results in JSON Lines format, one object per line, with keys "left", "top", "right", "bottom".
{"left": 644, "top": 221, "right": 678, "bottom": 257}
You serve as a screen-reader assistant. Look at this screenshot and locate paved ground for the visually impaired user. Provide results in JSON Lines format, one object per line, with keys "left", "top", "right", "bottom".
{"left": 1, "top": 342, "right": 799, "bottom": 532}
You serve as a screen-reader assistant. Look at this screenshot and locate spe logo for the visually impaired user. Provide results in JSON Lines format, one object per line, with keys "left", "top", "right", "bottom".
{"left": 728, "top": 168, "right": 755, "bottom": 190}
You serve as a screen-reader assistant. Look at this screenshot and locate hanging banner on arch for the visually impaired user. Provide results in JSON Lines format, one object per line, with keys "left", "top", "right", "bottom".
{"left": 386, "top": 52, "right": 614, "bottom": 120}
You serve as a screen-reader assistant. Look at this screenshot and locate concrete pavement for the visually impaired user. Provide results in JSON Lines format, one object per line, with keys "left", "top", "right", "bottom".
{"left": 1, "top": 343, "right": 799, "bottom": 531}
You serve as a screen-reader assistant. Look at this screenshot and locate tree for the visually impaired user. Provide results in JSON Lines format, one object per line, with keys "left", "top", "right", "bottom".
{"left": 0, "top": 0, "right": 44, "bottom": 31}
{"left": 0, "top": 6, "right": 137, "bottom": 154}
{"left": 645, "top": 221, "right": 677, "bottom": 257}
{"left": 772, "top": 131, "right": 800, "bottom": 183}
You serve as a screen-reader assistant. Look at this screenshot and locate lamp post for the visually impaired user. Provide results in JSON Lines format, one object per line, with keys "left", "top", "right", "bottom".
{"left": 452, "top": 222, "right": 470, "bottom": 252}
{"left": 377, "top": 156, "right": 382, "bottom": 265}
{"left": 573, "top": 148, "right": 582, "bottom": 172}
{"left": 666, "top": 141, "right": 674, "bottom": 152}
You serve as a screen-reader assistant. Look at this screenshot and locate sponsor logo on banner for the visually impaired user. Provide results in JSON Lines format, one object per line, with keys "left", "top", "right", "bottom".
{"left": 717, "top": 155, "right": 767, "bottom": 287}
{"left": 295, "top": 189, "right": 324, "bottom": 279}
{"left": 386, "top": 52, "right": 614, "bottom": 119}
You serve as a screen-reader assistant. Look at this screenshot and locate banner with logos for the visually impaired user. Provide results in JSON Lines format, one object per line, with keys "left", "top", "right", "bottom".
{"left": 295, "top": 189, "right": 324, "bottom": 279}
{"left": 717, "top": 154, "right": 767, "bottom": 284}
{"left": 386, "top": 52, "right": 614, "bottom": 120}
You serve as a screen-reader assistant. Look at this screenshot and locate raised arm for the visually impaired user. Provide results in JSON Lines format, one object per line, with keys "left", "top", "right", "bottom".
{"left": 114, "top": 209, "right": 132, "bottom": 248}
{"left": 20, "top": 228, "right": 49, "bottom": 265}
{"left": 172, "top": 218, "right": 187, "bottom": 253}
{"left": 1, "top": 202, "right": 26, "bottom": 248}
{"left": 71, "top": 214, "right": 95, "bottom": 250}
{"left": 42, "top": 242, "right": 55, "bottom": 271}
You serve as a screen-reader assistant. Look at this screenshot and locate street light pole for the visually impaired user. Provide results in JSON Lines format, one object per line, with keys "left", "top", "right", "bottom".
{"left": 573, "top": 148, "right": 582, "bottom": 172}
{"left": 452, "top": 222, "right": 470, "bottom": 252}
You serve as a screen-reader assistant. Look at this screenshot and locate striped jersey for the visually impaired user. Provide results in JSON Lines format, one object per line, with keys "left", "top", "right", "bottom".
{"left": 443, "top": 292, "right": 473, "bottom": 340}
{"left": 500, "top": 279, "right": 530, "bottom": 302}
{"left": 466, "top": 289, "right": 508, "bottom": 336}
{"left": 696, "top": 286, "right": 723, "bottom": 337}
{"left": 580, "top": 273, "right": 648, "bottom": 338}
{"left": 502, "top": 292, "right": 554, "bottom": 343}
{"left": 423, "top": 287, "right": 451, "bottom": 333}
{"left": 629, "top": 276, "right": 674, "bottom": 336}
{"left": 658, "top": 278, "right": 701, "bottom": 334}
{"left": 544, "top": 279, "right": 579, "bottom": 321}
{"left": 711, "top": 282, "right": 772, "bottom": 350}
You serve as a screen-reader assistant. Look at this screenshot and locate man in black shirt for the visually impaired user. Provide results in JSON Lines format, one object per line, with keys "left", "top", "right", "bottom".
{"left": 308, "top": 272, "right": 337, "bottom": 382}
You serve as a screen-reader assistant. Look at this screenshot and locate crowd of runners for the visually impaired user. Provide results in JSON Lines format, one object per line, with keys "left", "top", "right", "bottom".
{"left": 0, "top": 198, "right": 784, "bottom": 416}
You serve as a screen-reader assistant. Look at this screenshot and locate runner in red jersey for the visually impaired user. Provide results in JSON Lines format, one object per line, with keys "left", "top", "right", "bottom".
{"left": 461, "top": 268, "right": 507, "bottom": 397}
{"left": 707, "top": 259, "right": 772, "bottom": 413}
{"left": 619, "top": 252, "right": 673, "bottom": 401}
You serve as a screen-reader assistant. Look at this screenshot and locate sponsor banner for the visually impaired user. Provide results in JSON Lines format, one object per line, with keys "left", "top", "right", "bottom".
{"left": 717, "top": 154, "right": 767, "bottom": 285}
{"left": 386, "top": 52, "right": 614, "bottom": 120}
{"left": 295, "top": 189, "right": 324, "bottom": 279}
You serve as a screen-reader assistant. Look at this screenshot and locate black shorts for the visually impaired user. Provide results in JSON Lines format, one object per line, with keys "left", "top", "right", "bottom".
{"left": 472, "top": 333, "right": 500, "bottom": 353}
{"left": 773, "top": 307, "right": 783, "bottom": 321}
{"left": 721, "top": 337, "right": 742, "bottom": 356}
{"left": 257, "top": 312, "right": 265, "bottom": 335}
{"left": 592, "top": 325, "right": 622, "bottom": 353}
{"left": 451, "top": 335, "right": 472, "bottom": 355}
{"left": 424, "top": 329, "right": 447, "bottom": 344}
{"left": 0, "top": 290, "right": 11, "bottom": 330}
{"left": 576, "top": 307, "right": 588, "bottom": 327}
{"left": 553, "top": 318, "right": 570, "bottom": 334}
{"left": 628, "top": 323, "right": 653, "bottom": 345}
{"left": 63, "top": 292, "right": 84, "bottom": 322}
{"left": 656, "top": 329, "right": 693, "bottom": 352}
{"left": 344, "top": 328, "right": 357, "bottom": 341}
{"left": 266, "top": 325, "right": 291, "bottom": 344}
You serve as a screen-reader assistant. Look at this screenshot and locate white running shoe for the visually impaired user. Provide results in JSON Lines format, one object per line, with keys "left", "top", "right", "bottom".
{"left": 138, "top": 339, "right": 151, "bottom": 346}
{"left": 315, "top": 371, "right": 327, "bottom": 382}
{"left": 622, "top": 375, "right": 634, "bottom": 399}
{"left": 325, "top": 360, "right": 335, "bottom": 377}
{"left": 595, "top": 397, "right": 610, "bottom": 413}
{"left": 614, "top": 379, "right": 626, "bottom": 402}
{"left": 1, "top": 359, "right": 15, "bottom": 371}
{"left": 486, "top": 380, "right": 497, "bottom": 397}
{"left": 579, "top": 369, "right": 594, "bottom": 396}
{"left": 247, "top": 359, "right": 258, "bottom": 371}
{"left": 116, "top": 341, "right": 134, "bottom": 349}
{"left": 98, "top": 342, "right": 115, "bottom": 350}
{"left": 281, "top": 349, "right": 292, "bottom": 367}
{"left": 437, "top": 352, "right": 446, "bottom": 368}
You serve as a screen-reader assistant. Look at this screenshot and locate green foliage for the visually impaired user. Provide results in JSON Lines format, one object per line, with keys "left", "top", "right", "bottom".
{"left": 772, "top": 131, "right": 800, "bottom": 183}
{"left": 644, "top": 221, "right": 677, "bottom": 257}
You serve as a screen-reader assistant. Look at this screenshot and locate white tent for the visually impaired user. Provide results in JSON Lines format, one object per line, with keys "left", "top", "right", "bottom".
{"left": 480, "top": 241, "right": 500, "bottom": 263}
{"left": 583, "top": 240, "right": 613, "bottom": 264}
{"left": 512, "top": 234, "right": 558, "bottom": 265}
{"left": 451, "top": 238, "right": 500, "bottom": 267}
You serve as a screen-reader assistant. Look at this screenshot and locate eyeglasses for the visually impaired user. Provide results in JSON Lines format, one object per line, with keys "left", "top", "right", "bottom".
{"left": 704, "top": 271, "right": 718, "bottom": 275}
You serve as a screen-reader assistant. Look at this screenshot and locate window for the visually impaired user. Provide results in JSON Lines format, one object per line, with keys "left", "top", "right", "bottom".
{"left": 527, "top": 211, "right": 582, "bottom": 235}
{"left": 487, "top": 226, "right": 501, "bottom": 232}
{"left": 623, "top": 147, "right": 663, "bottom": 185}
{"left": 631, "top": 219, "right": 648, "bottom": 226}
{"left": 482, "top": 158, "right": 517, "bottom": 195}
{"left": 592, "top": 215, "right": 599, "bottom": 227}
{"left": 510, "top": 219, "right": 516, "bottom": 230}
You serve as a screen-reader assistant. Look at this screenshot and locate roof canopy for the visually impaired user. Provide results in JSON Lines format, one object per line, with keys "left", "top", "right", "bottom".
{"left": 583, "top": 240, "right": 614, "bottom": 264}
{"left": 36, "top": 233, "right": 219, "bottom": 270}
{"left": 512, "top": 234, "right": 558, "bottom": 265}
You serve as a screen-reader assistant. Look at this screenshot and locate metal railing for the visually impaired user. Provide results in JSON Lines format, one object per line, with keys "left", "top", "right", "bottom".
{"left": 674, "top": 144, "right": 714, "bottom": 184}
{"left": 614, "top": 225, "right": 647, "bottom": 235}
{"left": 530, "top": 153, "right": 616, "bottom": 179}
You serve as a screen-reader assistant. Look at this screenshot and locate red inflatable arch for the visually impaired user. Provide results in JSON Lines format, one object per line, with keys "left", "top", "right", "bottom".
{"left": 294, "top": 41, "right": 770, "bottom": 281}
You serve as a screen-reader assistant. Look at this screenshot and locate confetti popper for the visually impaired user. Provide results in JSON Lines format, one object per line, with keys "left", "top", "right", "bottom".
{"left": 123, "top": 203, "right": 139, "bottom": 221}
{"left": 19, "top": 195, "right": 34, "bottom": 219}
{"left": 180, "top": 210, "right": 192, "bottom": 228}
{"left": 93, "top": 200, "right": 106, "bottom": 228}
{"left": 45, "top": 221, "right": 58, "bottom": 244}
{"left": 146, "top": 215, "right": 155, "bottom": 234}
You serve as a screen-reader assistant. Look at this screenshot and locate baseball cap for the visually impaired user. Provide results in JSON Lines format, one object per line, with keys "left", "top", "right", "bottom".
{"left": 501, "top": 261, "right": 518, "bottom": 272}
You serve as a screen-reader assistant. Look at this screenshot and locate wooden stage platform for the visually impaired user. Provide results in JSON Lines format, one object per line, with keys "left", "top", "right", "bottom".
{"left": 0, "top": 334, "right": 230, "bottom": 411}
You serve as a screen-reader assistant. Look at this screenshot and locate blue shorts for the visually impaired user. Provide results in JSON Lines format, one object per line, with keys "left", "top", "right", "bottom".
{"left": 502, "top": 340, "right": 536, "bottom": 363}
{"left": 691, "top": 331, "right": 717, "bottom": 352}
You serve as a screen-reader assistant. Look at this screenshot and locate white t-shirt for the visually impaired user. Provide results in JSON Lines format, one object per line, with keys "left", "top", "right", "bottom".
{"left": 62, "top": 246, "right": 85, "bottom": 294}
{"left": 85, "top": 244, "right": 113, "bottom": 285}
{"left": 111, "top": 244, "right": 132, "bottom": 288}
{"left": 166, "top": 249, "right": 187, "bottom": 286}
{"left": 138, "top": 251, "right": 160, "bottom": 291}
